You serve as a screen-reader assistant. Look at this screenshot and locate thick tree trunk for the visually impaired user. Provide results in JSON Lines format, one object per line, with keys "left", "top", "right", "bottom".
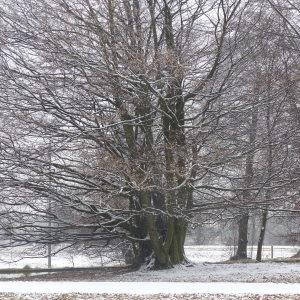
{"left": 234, "top": 213, "right": 249, "bottom": 259}
{"left": 139, "top": 218, "right": 187, "bottom": 269}
{"left": 150, "top": 210, "right": 189, "bottom": 268}
{"left": 131, "top": 218, "right": 153, "bottom": 267}
{"left": 256, "top": 210, "right": 268, "bottom": 261}
{"left": 118, "top": 2, "right": 191, "bottom": 270}
{"left": 131, "top": 190, "right": 189, "bottom": 269}
{"left": 169, "top": 219, "right": 187, "bottom": 264}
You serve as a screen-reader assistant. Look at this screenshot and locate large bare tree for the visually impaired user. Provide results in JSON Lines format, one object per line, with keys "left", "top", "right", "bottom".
{"left": 0, "top": 0, "right": 251, "bottom": 268}
{"left": 0, "top": 0, "right": 298, "bottom": 269}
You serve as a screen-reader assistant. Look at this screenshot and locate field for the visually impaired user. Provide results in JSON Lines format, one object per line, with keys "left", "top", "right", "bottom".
{"left": 0, "top": 245, "right": 298, "bottom": 269}
{"left": 0, "top": 245, "right": 299, "bottom": 299}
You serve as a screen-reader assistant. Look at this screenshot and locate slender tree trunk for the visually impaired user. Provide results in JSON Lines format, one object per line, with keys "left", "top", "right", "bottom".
{"left": 257, "top": 90, "right": 272, "bottom": 262}
{"left": 234, "top": 105, "right": 258, "bottom": 260}
{"left": 256, "top": 210, "right": 268, "bottom": 261}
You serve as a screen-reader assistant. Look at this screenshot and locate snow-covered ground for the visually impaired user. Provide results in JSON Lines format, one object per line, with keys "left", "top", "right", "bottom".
{"left": 115, "top": 262, "right": 300, "bottom": 283}
{"left": 0, "top": 245, "right": 299, "bottom": 299}
{"left": 186, "top": 245, "right": 299, "bottom": 263}
{"left": 0, "top": 245, "right": 298, "bottom": 269}
{"left": 0, "top": 247, "right": 114, "bottom": 269}
{"left": 0, "top": 281, "right": 299, "bottom": 295}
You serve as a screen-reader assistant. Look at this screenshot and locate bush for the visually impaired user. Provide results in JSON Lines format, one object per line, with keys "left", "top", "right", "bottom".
{"left": 22, "top": 264, "right": 32, "bottom": 277}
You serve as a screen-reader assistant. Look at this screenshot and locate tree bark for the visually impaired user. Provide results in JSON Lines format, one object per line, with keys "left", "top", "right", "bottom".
{"left": 257, "top": 88, "right": 272, "bottom": 262}
{"left": 256, "top": 210, "right": 268, "bottom": 261}
{"left": 234, "top": 213, "right": 249, "bottom": 259}
{"left": 293, "top": 250, "right": 300, "bottom": 258}
{"left": 130, "top": 189, "right": 190, "bottom": 269}
{"left": 234, "top": 105, "right": 258, "bottom": 260}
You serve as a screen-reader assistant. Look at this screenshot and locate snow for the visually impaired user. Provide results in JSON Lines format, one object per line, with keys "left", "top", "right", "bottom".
{"left": 114, "top": 262, "right": 300, "bottom": 283}
{"left": 0, "top": 245, "right": 298, "bottom": 269}
{"left": 0, "top": 245, "right": 299, "bottom": 297}
{"left": 0, "top": 273, "right": 24, "bottom": 279}
{"left": 0, "top": 281, "right": 299, "bottom": 295}
{"left": 185, "top": 245, "right": 299, "bottom": 263}
{"left": 0, "top": 248, "right": 121, "bottom": 269}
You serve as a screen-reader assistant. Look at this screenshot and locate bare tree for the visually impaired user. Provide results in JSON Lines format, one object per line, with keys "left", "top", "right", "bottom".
{"left": 0, "top": 0, "right": 252, "bottom": 269}
{"left": 0, "top": 0, "right": 298, "bottom": 269}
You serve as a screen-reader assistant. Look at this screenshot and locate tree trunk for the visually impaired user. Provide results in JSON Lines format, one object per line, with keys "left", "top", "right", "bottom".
{"left": 293, "top": 250, "right": 300, "bottom": 258}
{"left": 143, "top": 217, "right": 187, "bottom": 269}
{"left": 234, "top": 213, "right": 249, "bottom": 259}
{"left": 234, "top": 105, "right": 258, "bottom": 260}
{"left": 131, "top": 190, "right": 189, "bottom": 269}
{"left": 257, "top": 88, "right": 272, "bottom": 262}
{"left": 256, "top": 210, "right": 268, "bottom": 262}
{"left": 113, "top": 1, "right": 190, "bottom": 270}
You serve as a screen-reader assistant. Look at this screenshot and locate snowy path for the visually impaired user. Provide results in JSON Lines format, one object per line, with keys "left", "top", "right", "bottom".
{"left": 0, "top": 281, "right": 299, "bottom": 295}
